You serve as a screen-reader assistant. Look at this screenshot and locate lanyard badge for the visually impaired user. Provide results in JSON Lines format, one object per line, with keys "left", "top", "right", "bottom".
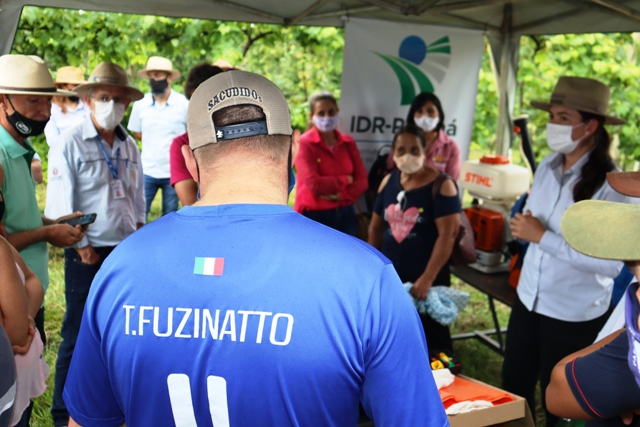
{"left": 96, "top": 138, "right": 125, "bottom": 200}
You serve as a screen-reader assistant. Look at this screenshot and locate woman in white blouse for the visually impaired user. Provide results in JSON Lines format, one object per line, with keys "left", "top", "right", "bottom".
{"left": 501, "top": 76, "right": 635, "bottom": 427}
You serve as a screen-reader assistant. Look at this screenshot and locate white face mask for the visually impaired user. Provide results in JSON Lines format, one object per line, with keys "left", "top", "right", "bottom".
{"left": 92, "top": 100, "right": 125, "bottom": 131}
{"left": 414, "top": 115, "right": 439, "bottom": 132}
{"left": 546, "top": 122, "right": 587, "bottom": 154}
{"left": 312, "top": 115, "right": 339, "bottom": 133}
{"left": 393, "top": 153, "right": 425, "bottom": 174}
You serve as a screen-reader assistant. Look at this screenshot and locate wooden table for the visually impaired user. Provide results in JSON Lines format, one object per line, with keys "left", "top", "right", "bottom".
{"left": 450, "top": 265, "right": 516, "bottom": 355}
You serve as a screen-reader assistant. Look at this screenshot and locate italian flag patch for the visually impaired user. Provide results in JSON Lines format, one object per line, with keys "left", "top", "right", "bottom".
{"left": 193, "top": 257, "right": 225, "bottom": 276}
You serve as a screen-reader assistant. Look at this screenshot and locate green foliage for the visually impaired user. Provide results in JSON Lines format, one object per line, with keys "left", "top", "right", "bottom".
{"left": 12, "top": 6, "right": 345, "bottom": 179}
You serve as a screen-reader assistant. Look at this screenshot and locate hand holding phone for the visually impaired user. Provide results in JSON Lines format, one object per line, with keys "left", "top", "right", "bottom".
{"left": 60, "top": 213, "right": 97, "bottom": 227}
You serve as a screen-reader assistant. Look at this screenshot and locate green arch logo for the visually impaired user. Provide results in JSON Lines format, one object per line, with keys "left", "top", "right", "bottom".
{"left": 374, "top": 35, "right": 451, "bottom": 105}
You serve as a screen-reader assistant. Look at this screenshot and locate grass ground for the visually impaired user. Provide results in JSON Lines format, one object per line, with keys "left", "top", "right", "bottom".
{"left": 27, "top": 184, "right": 538, "bottom": 427}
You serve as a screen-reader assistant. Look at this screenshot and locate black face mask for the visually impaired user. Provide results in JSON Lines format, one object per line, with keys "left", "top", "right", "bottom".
{"left": 150, "top": 78, "right": 169, "bottom": 95}
{"left": 68, "top": 96, "right": 80, "bottom": 103}
{"left": 5, "top": 98, "right": 49, "bottom": 138}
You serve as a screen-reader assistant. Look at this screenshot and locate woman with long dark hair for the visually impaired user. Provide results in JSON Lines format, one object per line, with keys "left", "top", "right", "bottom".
{"left": 502, "top": 76, "right": 635, "bottom": 427}
{"left": 396, "top": 92, "right": 461, "bottom": 180}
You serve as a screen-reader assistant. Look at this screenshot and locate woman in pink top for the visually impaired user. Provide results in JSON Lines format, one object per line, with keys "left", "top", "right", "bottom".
{"left": 294, "top": 92, "right": 368, "bottom": 236}
{"left": 390, "top": 92, "right": 461, "bottom": 181}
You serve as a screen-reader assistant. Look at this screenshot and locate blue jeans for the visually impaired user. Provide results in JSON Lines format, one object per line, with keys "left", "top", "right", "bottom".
{"left": 144, "top": 174, "right": 178, "bottom": 217}
{"left": 51, "top": 247, "right": 115, "bottom": 427}
{"left": 303, "top": 205, "right": 358, "bottom": 237}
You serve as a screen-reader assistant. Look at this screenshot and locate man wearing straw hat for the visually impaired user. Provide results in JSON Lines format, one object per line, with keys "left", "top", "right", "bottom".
{"left": 542, "top": 172, "right": 640, "bottom": 425}
{"left": 45, "top": 61, "right": 145, "bottom": 427}
{"left": 0, "top": 54, "right": 87, "bottom": 343}
{"left": 44, "top": 66, "right": 89, "bottom": 146}
{"left": 128, "top": 56, "right": 188, "bottom": 218}
{"left": 62, "top": 71, "right": 446, "bottom": 427}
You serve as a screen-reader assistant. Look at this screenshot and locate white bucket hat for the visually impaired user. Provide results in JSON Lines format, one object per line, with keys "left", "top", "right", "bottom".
{"left": 0, "top": 54, "right": 76, "bottom": 97}
{"left": 74, "top": 62, "right": 144, "bottom": 101}
{"left": 138, "top": 56, "right": 181, "bottom": 80}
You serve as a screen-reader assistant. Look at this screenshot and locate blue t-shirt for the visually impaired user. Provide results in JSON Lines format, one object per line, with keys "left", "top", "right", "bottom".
{"left": 374, "top": 172, "right": 461, "bottom": 285}
{"left": 63, "top": 204, "right": 448, "bottom": 427}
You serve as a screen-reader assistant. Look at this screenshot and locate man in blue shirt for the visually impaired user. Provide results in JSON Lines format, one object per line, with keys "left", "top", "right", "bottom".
{"left": 64, "top": 71, "right": 448, "bottom": 427}
{"left": 128, "top": 56, "right": 188, "bottom": 218}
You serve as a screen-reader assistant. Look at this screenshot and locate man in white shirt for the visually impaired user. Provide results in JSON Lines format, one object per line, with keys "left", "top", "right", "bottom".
{"left": 127, "top": 56, "right": 188, "bottom": 218}
{"left": 44, "top": 62, "right": 145, "bottom": 427}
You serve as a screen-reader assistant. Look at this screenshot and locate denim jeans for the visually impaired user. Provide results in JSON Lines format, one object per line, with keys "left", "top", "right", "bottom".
{"left": 144, "top": 174, "right": 178, "bottom": 217}
{"left": 303, "top": 204, "right": 358, "bottom": 237}
{"left": 51, "top": 247, "right": 115, "bottom": 427}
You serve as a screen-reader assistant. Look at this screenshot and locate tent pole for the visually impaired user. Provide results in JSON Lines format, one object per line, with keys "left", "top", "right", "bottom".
{"left": 0, "top": 3, "right": 23, "bottom": 55}
{"left": 491, "top": 2, "right": 520, "bottom": 156}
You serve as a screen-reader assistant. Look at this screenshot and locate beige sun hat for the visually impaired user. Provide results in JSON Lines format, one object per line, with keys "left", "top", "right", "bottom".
{"left": 74, "top": 62, "right": 144, "bottom": 101}
{"left": 138, "top": 56, "right": 181, "bottom": 80}
{"left": 0, "top": 54, "right": 76, "bottom": 97}
{"left": 188, "top": 70, "right": 292, "bottom": 150}
{"left": 55, "top": 66, "right": 86, "bottom": 85}
{"left": 212, "top": 59, "right": 237, "bottom": 71}
{"left": 562, "top": 171, "right": 640, "bottom": 260}
{"left": 561, "top": 200, "right": 640, "bottom": 261}
{"left": 531, "top": 76, "right": 625, "bottom": 125}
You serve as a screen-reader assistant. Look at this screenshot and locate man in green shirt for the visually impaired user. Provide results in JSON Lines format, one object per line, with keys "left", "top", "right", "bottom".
{"left": 0, "top": 54, "right": 87, "bottom": 347}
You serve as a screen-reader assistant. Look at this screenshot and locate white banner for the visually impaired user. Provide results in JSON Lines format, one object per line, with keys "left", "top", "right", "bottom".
{"left": 340, "top": 18, "right": 484, "bottom": 170}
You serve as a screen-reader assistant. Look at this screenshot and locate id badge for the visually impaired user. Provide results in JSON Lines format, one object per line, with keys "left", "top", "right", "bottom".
{"left": 110, "top": 179, "right": 126, "bottom": 200}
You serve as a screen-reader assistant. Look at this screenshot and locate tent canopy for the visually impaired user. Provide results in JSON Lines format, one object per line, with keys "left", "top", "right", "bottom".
{"left": 3, "top": 0, "right": 640, "bottom": 39}
{"left": 2, "top": 0, "right": 640, "bottom": 152}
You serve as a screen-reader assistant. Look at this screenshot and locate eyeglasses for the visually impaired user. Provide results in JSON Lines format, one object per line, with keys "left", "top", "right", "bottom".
{"left": 92, "top": 95, "right": 125, "bottom": 104}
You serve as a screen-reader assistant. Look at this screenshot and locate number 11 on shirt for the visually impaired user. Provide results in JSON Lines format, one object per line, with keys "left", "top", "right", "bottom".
{"left": 167, "top": 374, "right": 230, "bottom": 427}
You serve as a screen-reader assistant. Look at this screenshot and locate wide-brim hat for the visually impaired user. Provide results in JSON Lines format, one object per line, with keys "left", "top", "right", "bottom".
{"left": 0, "top": 54, "right": 76, "bottom": 97}
{"left": 212, "top": 59, "right": 237, "bottom": 71}
{"left": 138, "top": 56, "right": 181, "bottom": 80}
{"left": 562, "top": 200, "right": 640, "bottom": 261}
{"left": 606, "top": 171, "right": 640, "bottom": 197}
{"left": 74, "top": 62, "right": 144, "bottom": 101}
{"left": 55, "top": 66, "right": 86, "bottom": 85}
{"left": 531, "top": 76, "right": 625, "bottom": 125}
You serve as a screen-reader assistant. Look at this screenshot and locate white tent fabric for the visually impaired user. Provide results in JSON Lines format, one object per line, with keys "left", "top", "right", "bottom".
{"left": 2, "top": 0, "right": 640, "bottom": 152}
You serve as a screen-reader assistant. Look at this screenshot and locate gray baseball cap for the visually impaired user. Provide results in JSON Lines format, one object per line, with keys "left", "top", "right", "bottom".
{"left": 187, "top": 70, "right": 292, "bottom": 150}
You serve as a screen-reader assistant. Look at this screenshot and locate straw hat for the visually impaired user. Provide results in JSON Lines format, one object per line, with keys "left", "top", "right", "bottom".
{"left": 74, "top": 62, "right": 144, "bottom": 101}
{"left": 531, "top": 76, "right": 625, "bottom": 125}
{"left": 55, "top": 66, "right": 86, "bottom": 85}
{"left": 212, "top": 59, "right": 237, "bottom": 71}
{"left": 138, "top": 56, "right": 181, "bottom": 80}
{"left": 561, "top": 171, "right": 640, "bottom": 261}
{"left": 0, "top": 54, "right": 76, "bottom": 97}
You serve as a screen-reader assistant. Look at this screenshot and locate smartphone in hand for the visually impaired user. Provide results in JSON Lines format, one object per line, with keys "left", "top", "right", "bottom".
{"left": 60, "top": 213, "right": 97, "bottom": 227}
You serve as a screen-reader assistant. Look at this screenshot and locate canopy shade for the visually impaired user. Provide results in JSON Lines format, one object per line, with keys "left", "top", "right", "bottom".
{"left": 2, "top": 0, "right": 640, "bottom": 153}
{"left": 3, "top": 0, "right": 640, "bottom": 43}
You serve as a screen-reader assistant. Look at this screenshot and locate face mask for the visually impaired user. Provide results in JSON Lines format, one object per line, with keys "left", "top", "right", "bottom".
{"left": 546, "top": 122, "right": 587, "bottom": 154}
{"left": 150, "top": 78, "right": 169, "bottom": 96}
{"left": 5, "top": 98, "right": 49, "bottom": 138}
{"left": 415, "top": 115, "right": 439, "bottom": 132}
{"left": 68, "top": 96, "right": 80, "bottom": 103}
{"left": 312, "top": 115, "right": 339, "bottom": 133}
{"left": 92, "top": 100, "right": 125, "bottom": 131}
{"left": 393, "top": 153, "right": 425, "bottom": 174}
